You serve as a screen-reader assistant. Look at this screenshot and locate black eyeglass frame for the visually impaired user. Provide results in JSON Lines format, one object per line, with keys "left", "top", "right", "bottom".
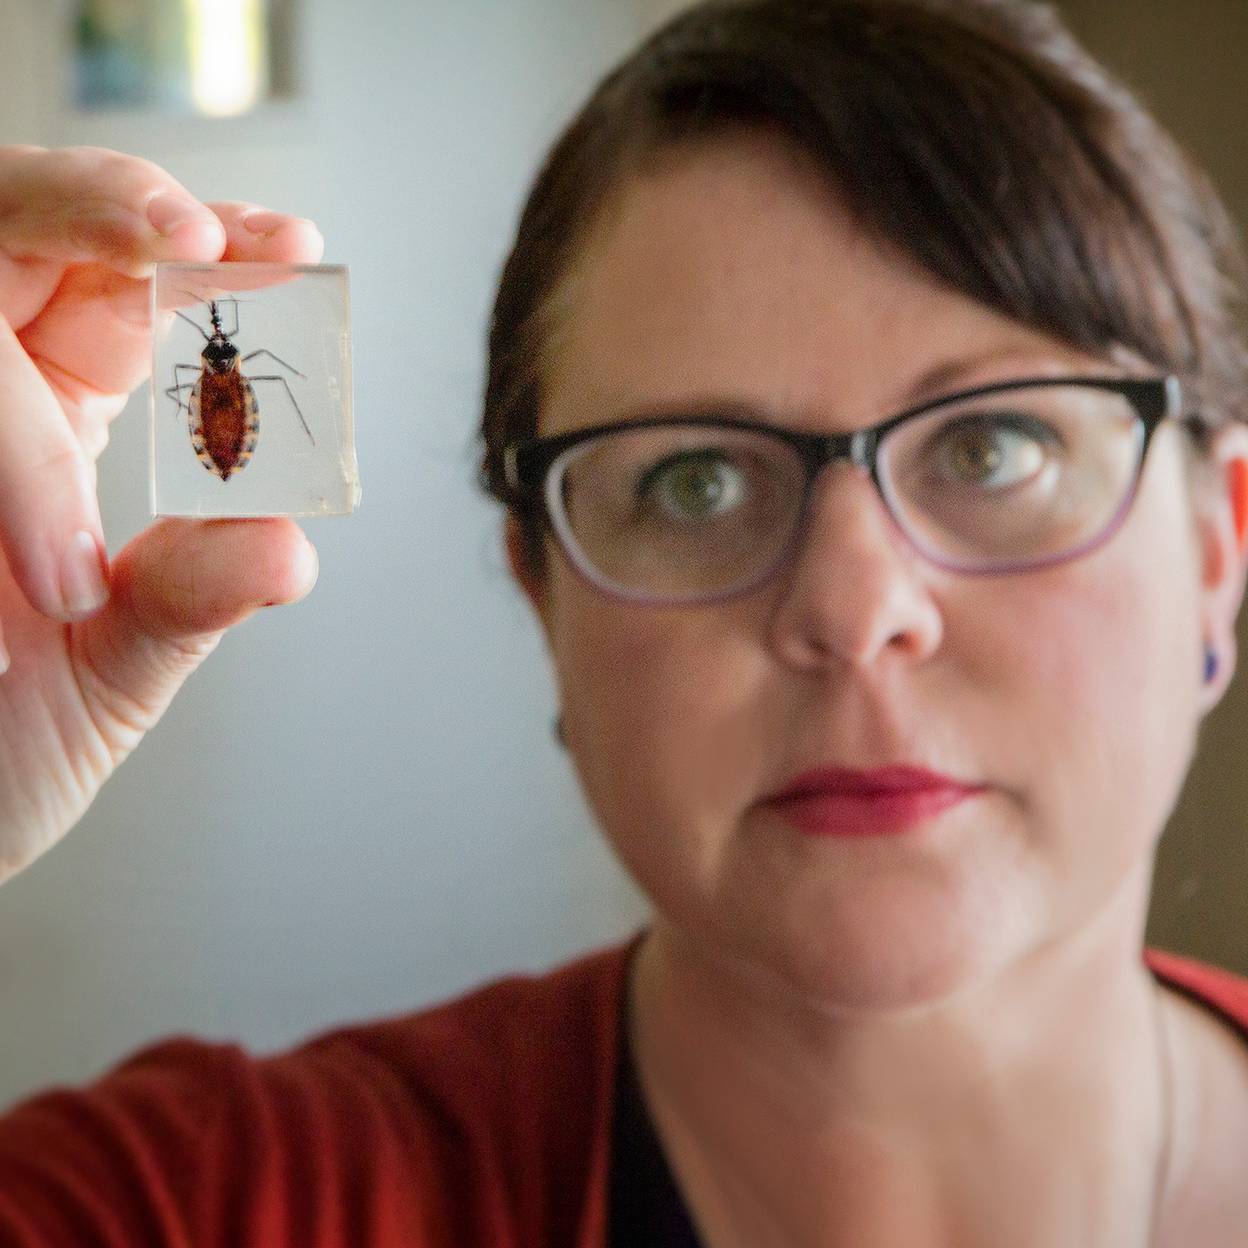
{"left": 502, "top": 374, "right": 1191, "bottom": 601}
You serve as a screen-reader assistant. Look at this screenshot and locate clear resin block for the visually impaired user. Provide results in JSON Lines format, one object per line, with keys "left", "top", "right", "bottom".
{"left": 150, "top": 263, "right": 358, "bottom": 517}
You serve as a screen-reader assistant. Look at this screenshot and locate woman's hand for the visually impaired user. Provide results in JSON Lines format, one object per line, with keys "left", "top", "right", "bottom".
{"left": 0, "top": 145, "right": 323, "bottom": 886}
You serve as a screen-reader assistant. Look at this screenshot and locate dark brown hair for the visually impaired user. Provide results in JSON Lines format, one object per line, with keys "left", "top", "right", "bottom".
{"left": 480, "top": 0, "right": 1248, "bottom": 578}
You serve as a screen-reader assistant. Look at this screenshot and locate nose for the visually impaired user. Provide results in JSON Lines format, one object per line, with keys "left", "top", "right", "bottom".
{"left": 766, "top": 464, "right": 944, "bottom": 671}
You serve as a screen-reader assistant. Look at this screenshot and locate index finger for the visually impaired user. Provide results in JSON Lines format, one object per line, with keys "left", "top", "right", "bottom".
{"left": 0, "top": 146, "right": 226, "bottom": 281}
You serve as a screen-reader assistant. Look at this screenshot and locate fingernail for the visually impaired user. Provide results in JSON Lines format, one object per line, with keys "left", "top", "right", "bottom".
{"left": 242, "top": 209, "right": 314, "bottom": 237}
{"left": 0, "top": 633, "right": 10, "bottom": 677}
{"left": 239, "top": 209, "right": 288, "bottom": 235}
{"left": 147, "top": 192, "right": 218, "bottom": 239}
{"left": 59, "top": 531, "right": 109, "bottom": 620}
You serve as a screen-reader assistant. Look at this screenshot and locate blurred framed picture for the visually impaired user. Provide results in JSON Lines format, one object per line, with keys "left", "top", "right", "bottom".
{"left": 71, "top": 0, "right": 299, "bottom": 118}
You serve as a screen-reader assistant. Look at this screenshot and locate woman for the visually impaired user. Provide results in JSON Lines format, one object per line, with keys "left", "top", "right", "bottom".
{"left": 2, "top": 0, "right": 1247, "bottom": 1244}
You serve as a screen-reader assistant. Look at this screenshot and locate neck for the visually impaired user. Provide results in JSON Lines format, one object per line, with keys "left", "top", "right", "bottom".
{"left": 629, "top": 886, "right": 1179, "bottom": 1246}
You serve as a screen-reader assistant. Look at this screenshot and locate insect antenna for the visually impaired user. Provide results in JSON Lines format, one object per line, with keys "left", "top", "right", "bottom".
{"left": 173, "top": 308, "right": 211, "bottom": 340}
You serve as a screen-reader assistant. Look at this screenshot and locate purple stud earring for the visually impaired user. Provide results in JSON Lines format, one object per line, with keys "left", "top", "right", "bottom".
{"left": 1204, "top": 644, "right": 1219, "bottom": 685}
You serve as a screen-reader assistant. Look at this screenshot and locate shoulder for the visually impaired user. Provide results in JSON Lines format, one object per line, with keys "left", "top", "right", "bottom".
{"left": 265, "top": 930, "right": 639, "bottom": 1239}
{"left": 5, "top": 929, "right": 637, "bottom": 1118}
{"left": 1145, "top": 947, "right": 1248, "bottom": 1035}
{"left": 291, "top": 932, "right": 638, "bottom": 1130}
{"left": 1146, "top": 949, "right": 1248, "bottom": 1245}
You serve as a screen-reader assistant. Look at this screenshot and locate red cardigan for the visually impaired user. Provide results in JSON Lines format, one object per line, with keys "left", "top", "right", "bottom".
{"left": 0, "top": 933, "right": 1244, "bottom": 1247}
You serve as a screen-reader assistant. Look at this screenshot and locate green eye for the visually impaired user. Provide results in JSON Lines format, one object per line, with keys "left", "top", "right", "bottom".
{"left": 638, "top": 451, "right": 747, "bottom": 519}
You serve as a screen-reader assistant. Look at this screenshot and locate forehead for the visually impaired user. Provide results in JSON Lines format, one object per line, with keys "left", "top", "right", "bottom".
{"left": 540, "top": 132, "right": 1103, "bottom": 436}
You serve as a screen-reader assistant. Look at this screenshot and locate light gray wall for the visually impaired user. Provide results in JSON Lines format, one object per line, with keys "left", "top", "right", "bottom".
{"left": 636, "top": 0, "right": 694, "bottom": 31}
{"left": 0, "top": 0, "right": 652, "bottom": 1111}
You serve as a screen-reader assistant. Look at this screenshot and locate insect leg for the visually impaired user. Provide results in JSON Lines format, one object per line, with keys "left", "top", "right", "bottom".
{"left": 217, "top": 298, "right": 240, "bottom": 339}
{"left": 165, "top": 364, "right": 202, "bottom": 415}
{"left": 242, "top": 349, "right": 307, "bottom": 380}
{"left": 251, "top": 376, "right": 315, "bottom": 445}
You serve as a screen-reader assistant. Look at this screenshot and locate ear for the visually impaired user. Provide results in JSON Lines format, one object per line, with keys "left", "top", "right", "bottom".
{"left": 1195, "top": 421, "right": 1248, "bottom": 713}
{"left": 505, "top": 513, "right": 551, "bottom": 629}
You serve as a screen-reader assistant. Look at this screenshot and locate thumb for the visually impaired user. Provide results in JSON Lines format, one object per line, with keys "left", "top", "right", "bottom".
{"left": 78, "top": 518, "right": 317, "bottom": 724}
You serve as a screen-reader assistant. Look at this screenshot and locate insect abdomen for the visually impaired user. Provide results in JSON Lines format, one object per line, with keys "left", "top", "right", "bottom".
{"left": 190, "top": 371, "right": 259, "bottom": 480}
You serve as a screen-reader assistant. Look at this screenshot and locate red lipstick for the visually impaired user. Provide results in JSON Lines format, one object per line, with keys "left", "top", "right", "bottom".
{"left": 763, "top": 765, "right": 985, "bottom": 838}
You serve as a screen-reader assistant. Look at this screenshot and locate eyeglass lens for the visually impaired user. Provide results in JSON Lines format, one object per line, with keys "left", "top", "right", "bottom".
{"left": 550, "top": 384, "right": 1147, "bottom": 601}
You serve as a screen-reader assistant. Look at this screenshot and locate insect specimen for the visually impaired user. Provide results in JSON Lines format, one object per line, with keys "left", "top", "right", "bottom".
{"left": 164, "top": 298, "right": 314, "bottom": 480}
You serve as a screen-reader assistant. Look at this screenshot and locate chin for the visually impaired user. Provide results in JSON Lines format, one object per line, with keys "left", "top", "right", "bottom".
{"left": 781, "top": 934, "right": 999, "bottom": 1016}
{"left": 713, "top": 874, "right": 1039, "bottom": 1018}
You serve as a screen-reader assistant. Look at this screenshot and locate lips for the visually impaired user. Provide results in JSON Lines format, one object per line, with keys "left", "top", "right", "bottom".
{"left": 763, "top": 765, "right": 986, "bottom": 837}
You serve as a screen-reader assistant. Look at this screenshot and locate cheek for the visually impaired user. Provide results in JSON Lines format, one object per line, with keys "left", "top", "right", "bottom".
{"left": 960, "top": 497, "right": 1205, "bottom": 892}
{"left": 547, "top": 570, "right": 766, "bottom": 887}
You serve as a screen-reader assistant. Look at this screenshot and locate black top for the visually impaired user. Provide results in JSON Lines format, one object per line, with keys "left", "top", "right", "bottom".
{"left": 607, "top": 959, "right": 705, "bottom": 1247}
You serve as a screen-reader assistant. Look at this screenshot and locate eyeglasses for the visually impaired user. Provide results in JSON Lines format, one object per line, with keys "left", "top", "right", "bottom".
{"left": 503, "top": 375, "right": 1190, "bottom": 606}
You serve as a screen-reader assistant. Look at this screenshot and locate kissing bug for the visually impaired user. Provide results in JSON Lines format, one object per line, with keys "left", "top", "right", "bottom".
{"left": 164, "top": 298, "right": 314, "bottom": 481}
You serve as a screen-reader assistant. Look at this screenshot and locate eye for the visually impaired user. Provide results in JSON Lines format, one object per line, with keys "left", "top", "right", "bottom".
{"left": 928, "top": 413, "right": 1063, "bottom": 491}
{"left": 637, "top": 450, "right": 748, "bottom": 520}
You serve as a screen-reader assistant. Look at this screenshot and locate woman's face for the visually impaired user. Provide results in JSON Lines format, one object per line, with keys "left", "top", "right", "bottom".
{"left": 513, "top": 131, "right": 1244, "bottom": 1011}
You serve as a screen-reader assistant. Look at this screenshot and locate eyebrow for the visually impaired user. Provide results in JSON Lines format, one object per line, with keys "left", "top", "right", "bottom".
{"left": 615, "top": 398, "right": 779, "bottom": 426}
